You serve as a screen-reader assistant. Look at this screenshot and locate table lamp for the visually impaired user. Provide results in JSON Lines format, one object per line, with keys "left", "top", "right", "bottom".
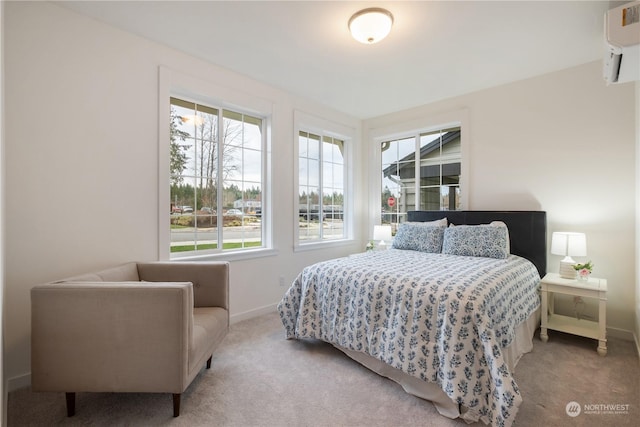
{"left": 551, "top": 231, "right": 587, "bottom": 279}
{"left": 373, "top": 225, "right": 392, "bottom": 250}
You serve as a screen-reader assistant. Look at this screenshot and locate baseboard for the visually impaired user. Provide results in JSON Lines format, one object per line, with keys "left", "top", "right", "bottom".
{"left": 230, "top": 303, "right": 277, "bottom": 324}
{"left": 606, "top": 326, "right": 640, "bottom": 362}
{"left": 606, "top": 326, "right": 636, "bottom": 341}
{"left": 6, "top": 372, "right": 30, "bottom": 393}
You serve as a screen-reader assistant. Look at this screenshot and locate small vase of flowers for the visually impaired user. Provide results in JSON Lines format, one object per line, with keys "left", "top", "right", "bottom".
{"left": 573, "top": 261, "right": 593, "bottom": 281}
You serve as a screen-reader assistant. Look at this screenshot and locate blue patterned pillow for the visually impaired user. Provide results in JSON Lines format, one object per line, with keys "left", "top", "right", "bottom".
{"left": 392, "top": 224, "right": 446, "bottom": 253}
{"left": 442, "top": 224, "right": 509, "bottom": 259}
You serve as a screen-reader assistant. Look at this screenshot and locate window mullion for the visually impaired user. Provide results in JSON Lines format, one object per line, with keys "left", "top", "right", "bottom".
{"left": 193, "top": 111, "right": 199, "bottom": 250}
{"left": 318, "top": 133, "right": 324, "bottom": 240}
{"left": 216, "top": 109, "right": 224, "bottom": 251}
{"left": 439, "top": 132, "right": 443, "bottom": 209}
{"left": 240, "top": 115, "right": 246, "bottom": 248}
{"left": 261, "top": 119, "right": 267, "bottom": 245}
{"left": 414, "top": 135, "right": 420, "bottom": 211}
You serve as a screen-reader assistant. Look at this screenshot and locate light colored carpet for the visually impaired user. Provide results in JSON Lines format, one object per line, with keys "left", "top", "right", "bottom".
{"left": 7, "top": 311, "right": 639, "bottom": 426}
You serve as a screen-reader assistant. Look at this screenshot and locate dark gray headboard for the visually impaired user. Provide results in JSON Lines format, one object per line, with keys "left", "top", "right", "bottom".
{"left": 407, "top": 210, "right": 547, "bottom": 277}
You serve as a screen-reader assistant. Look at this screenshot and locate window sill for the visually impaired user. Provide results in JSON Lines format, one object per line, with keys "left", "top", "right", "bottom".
{"left": 170, "top": 247, "right": 278, "bottom": 262}
{"left": 294, "top": 239, "right": 355, "bottom": 253}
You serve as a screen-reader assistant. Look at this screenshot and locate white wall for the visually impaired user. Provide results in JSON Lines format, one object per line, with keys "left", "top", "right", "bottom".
{"left": 3, "top": 2, "right": 364, "bottom": 387}
{"left": 364, "top": 61, "right": 637, "bottom": 336}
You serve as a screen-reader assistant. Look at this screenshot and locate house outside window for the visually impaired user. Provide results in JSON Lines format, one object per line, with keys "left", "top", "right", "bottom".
{"left": 169, "top": 97, "right": 265, "bottom": 257}
{"left": 381, "top": 126, "right": 462, "bottom": 228}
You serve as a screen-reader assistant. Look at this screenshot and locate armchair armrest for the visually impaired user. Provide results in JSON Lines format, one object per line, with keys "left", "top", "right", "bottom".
{"left": 31, "top": 281, "right": 193, "bottom": 393}
{"left": 136, "top": 261, "right": 229, "bottom": 311}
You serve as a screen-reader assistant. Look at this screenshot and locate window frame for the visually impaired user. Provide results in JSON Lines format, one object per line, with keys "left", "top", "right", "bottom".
{"left": 293, "top": 110, "right": 355, "bottom": 251}
{"left": 369, "top": 109, "right": 469, "bottom": 228}
{"left": 159, "top": 66, "right": 274, "bottom": 261}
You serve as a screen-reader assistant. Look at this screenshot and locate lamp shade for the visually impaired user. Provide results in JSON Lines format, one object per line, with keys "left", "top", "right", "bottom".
{"left": 551, "top": 232, "right": 587, "bottom": 257}
{"left": 348, "top": 8, "right": 394, "bottom": 44}
{"left": 551, "top": 232, "right": 586, "bottom": 279}
{"left": 373, "top": 225, "right": 392, "bottom": 242}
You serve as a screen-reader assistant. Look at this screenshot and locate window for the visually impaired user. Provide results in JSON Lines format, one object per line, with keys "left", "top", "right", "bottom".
{"left": 169, "top": 97, "right": 265, "bottom": 257}
{"left": 295, "top": 111, "right": 353, "bottom": 247}
{"left": 381, "top": 125, "right": 462, "bottom": 228}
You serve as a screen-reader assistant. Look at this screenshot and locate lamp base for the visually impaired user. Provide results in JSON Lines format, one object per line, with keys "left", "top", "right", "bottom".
{"left": 559, "top": 261, "right": 577, "bottom": 279}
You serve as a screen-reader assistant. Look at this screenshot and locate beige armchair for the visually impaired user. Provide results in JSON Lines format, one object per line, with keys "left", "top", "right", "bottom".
{"left": 31, "top": 261, "right": 229, "bottom": 417}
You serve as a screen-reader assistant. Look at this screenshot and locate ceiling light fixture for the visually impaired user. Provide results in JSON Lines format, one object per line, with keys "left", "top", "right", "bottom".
{"left": 348, "top": 8, "right": 394, "bottom": 44}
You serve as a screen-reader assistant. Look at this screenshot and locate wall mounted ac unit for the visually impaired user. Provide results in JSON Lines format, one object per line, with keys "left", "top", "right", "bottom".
{"left": 603, "top": 1, "right": 640, "bottom": 84}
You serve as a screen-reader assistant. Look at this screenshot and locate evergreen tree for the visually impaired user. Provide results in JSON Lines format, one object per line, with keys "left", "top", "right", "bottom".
{"left": 170, "top": 109, "right": 189, "bottom": 186}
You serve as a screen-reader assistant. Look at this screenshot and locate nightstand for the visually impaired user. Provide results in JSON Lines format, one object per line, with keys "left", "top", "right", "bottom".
{"left": 539, "top": 272, "right": 607, "bottom": 356}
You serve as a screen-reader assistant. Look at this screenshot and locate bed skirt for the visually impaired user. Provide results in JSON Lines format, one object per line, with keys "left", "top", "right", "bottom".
{"left": 335, "top": 307, "right": 541, "bottom": 423}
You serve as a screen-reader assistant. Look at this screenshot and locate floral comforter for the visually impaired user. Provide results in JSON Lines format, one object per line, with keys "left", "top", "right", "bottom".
{"left": 277, "top": 250, "right": 540, "bottom": 427}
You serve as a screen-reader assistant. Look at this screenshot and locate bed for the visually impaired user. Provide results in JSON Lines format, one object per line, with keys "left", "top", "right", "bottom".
{"left": 278, "top": 211, "right": 546, "bottom": 427}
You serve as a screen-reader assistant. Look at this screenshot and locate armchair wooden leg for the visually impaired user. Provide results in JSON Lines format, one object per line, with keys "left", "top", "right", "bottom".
{"left": 173, "top": 393, "right": 181, "bottom": 417}
{"left": 206, "top": 355, "right": 212, "bottom": 369}
{"left": 65, "top": 392, "right": 76, "bottom": 417}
